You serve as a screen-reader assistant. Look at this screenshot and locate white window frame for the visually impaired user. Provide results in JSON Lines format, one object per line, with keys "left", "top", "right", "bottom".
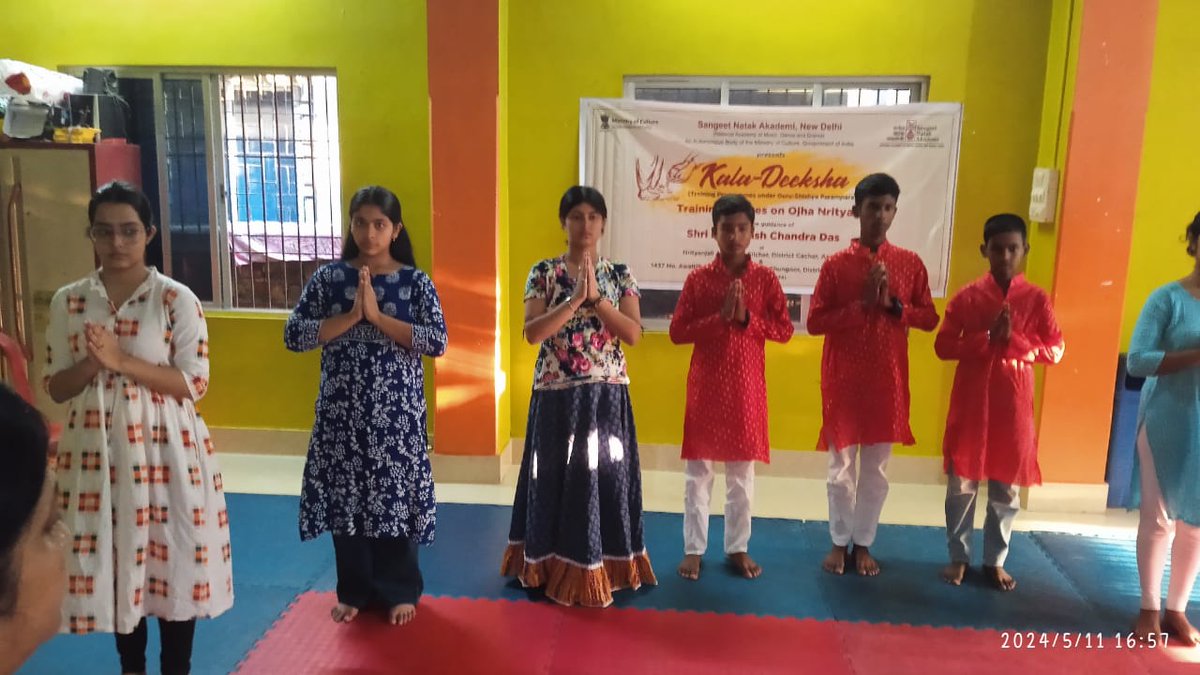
{"left": 624, "top": 75, "right": 928, "bottom": 106}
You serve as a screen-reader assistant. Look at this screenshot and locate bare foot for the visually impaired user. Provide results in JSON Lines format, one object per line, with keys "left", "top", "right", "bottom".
{"left": 853, "top": 546, "right": 881, "bottom": 576}
{"left": 940, "top": 561, "right": 968, "bottom": 586}
{"left": 727, "top": 552, "right": 762, "bottom": 579}
{"left": 677, "top": 554, "right": 702, "bottom": 580}
{"left": 388, "top": 603, "right": 417, "bottom": 626}
{"left": 983, "top": 565, "right": 1017, "bottom": 591}
{"left": 822, "top": 545, "right": 849, "bottom": 575}
{"left": 330, "top": 603, "right": 359, "bottom": 623}
{"left": 1162, "top": 610, "right": 1200, "bottom": 647}
{"left": 1134, "top": 609, "right": 1163, "bottom": 644}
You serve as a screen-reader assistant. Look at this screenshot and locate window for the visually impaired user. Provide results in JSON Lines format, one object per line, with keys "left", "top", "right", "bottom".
{"left": 626, "top": 76, "right": 925, "bottom": 108}
{"left": 622, "top": 75, "right": 927, "bottom": 329}
{"left": 70, "top": 68, "right": 341, "bottom": 310}
{"left": 219, "top": 73, "right": 341, "bottom": 310}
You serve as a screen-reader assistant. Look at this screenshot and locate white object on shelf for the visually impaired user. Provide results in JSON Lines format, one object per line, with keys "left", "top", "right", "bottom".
{"left": 0, "top": 59, "right": 83, "bottom": 106}
{"left": 2, "top": 100, "right": 49, "bottom": 138}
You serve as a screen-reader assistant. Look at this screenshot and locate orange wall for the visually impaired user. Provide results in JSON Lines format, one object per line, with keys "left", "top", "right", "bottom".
{"left": 1037, "top": 0, "right": 1159, "bottom": 483}
{"left": 427, "top": 0, "right": 503, "bottom": 456}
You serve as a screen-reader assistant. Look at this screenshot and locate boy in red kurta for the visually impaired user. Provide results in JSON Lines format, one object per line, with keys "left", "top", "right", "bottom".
{"left": 807, "top": 173, "right": 939, "bottom": 576}
{"left": 670, "top": 194, "right": 794, "bottom": 580}
{"left": 935, "top": 214, "right": 1064, "bottom": 591}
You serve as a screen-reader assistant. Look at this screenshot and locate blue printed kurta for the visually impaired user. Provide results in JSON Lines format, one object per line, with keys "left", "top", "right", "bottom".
{"left": 284, "top": 262, "right": 447, "bottom": 544}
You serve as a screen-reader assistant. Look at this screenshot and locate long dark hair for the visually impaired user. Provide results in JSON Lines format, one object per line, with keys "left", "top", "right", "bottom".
{"left": 0, "top": 384, "right": 49, "bottom": 616}
{"left": 340, "top": 186, "right": 417, "bottom": 267}
{"left": 558, "top": 185, "right": 608, "bottom": 223}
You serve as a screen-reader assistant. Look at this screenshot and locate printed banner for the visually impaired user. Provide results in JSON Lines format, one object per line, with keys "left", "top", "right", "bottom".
{"left": 580, "top": 99, "right": 962, "bottom": 301}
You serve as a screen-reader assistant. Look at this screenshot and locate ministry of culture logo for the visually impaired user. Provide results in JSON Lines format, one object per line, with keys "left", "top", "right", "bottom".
{"left": 597, "top": 111, "right": 659, "bottom": 131}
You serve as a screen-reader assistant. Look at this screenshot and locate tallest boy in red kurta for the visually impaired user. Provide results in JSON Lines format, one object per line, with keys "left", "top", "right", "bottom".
{"left": 806, "top": 173, "right": 939, "bottom": 577}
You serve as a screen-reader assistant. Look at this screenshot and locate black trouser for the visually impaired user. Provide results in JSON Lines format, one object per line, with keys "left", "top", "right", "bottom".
{"left": 332, "top": 533, "right": 424, "bottom": 608}
{"left": 114, "top": 617, "right": 196, "bottom": 675}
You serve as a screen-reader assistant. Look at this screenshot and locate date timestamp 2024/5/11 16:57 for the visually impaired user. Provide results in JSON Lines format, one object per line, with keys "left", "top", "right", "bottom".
{"left": 1000, "top": 632, "right": 1169, "bottom": 649}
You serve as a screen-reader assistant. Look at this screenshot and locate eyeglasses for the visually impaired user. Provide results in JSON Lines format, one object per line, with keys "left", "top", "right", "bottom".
{"left": 88, "top": 226, "right": 145, "bottom": 242}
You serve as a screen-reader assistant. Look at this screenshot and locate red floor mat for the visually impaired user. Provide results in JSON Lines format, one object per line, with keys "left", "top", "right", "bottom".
{"left": 235, "top": 593, "right": 1200, "bottom": 675}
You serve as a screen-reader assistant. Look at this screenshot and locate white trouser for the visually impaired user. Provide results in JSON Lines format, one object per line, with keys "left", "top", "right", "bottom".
{"left": 683, "top": 460, "right": 755, "bottom": 555}
{"left": 827, "top": 443, "right": 892, "bottom": 547}
{"left": 1137, "top": 427, "right": 1200, "bottom": 612}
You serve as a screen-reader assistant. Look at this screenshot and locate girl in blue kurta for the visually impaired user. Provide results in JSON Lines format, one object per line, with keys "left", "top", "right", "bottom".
{"left": 284, "top": 186, "right": 447, "bottom": 627}
{"left": 1127, "top": 211, "right": 1200, "bottom": 646}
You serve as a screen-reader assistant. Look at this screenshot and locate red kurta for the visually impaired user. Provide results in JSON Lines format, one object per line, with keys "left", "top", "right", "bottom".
{"left": 935, "top": 273, "right": 1064, "bottom": 486}
{"left": 807, "top": 239, "right": 939, "bottom": 451}
{"left": 670, "top": 256, "right": 794, "bottom": 462}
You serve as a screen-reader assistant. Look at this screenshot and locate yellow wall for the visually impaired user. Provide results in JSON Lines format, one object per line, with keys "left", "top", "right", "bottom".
{"left": 6, "top": 0, "right": 431, "bottom": 431}
{"left": 506, "top": 0, "right": 1055, "bottom": 455}
{"left": 1122, "top": 0, "right": 1200, "bottom": 347}
{"left": 8, "top": 0, "right": 1076, "bottom": 456}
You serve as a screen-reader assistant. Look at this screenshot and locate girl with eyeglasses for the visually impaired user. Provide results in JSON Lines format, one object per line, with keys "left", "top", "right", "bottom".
{"left": 45, "top": 181, "right": 233, "bottom": 675}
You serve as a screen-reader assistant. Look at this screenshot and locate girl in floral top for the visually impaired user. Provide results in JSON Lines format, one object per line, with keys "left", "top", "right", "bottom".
{"left": 502, "top": 185, "right": 657, "bottom": 606}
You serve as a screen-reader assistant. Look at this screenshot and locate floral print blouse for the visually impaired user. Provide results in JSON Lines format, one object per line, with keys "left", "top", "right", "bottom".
{"left": 525, "top": 256, "right": 640, "bottom": 391}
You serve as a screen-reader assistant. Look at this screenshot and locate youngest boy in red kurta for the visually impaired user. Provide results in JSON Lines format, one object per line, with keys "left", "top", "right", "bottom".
{"left": 673, "top": 257, "right": 793, "bottom": 464}
{"left": 935, "top": 214, "right": 1064, "bottom": 591}
{"left": 670, "top": 195, "right": 793, "bottom": 581}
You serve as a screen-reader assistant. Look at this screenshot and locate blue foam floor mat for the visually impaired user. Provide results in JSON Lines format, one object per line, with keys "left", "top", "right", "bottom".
{"left": 20, "top": 493, "right": 1199, "bottom": 674}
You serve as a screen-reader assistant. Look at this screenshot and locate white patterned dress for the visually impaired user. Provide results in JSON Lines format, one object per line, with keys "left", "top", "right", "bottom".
{"left": 46, "top": 268, "right": 233, "bottom": 635}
